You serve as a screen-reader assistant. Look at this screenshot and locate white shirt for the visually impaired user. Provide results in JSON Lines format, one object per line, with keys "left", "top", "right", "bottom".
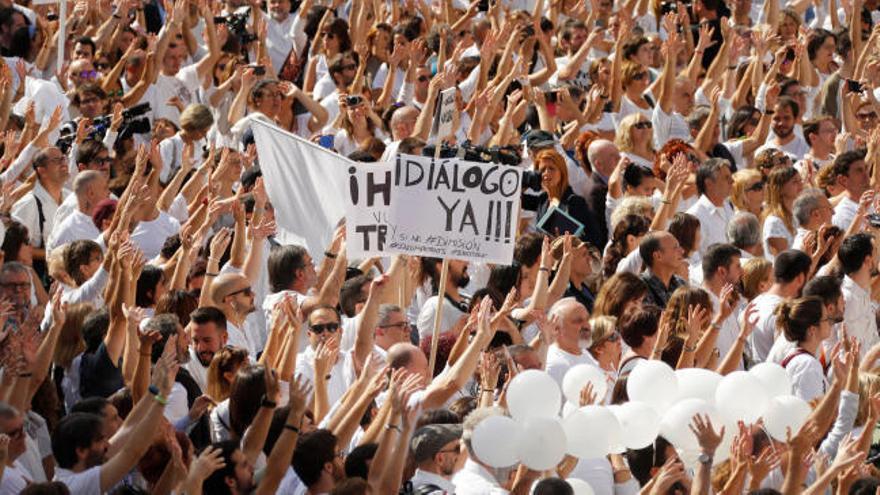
{"left": 417, "top": 296, "right": 468, "bottom": 341}
{"left": 652, "top": 104, "right": 691, "bottom": 149}
{"left": 53, "top": 466, "right": 101, "bottom": 495}
{"left": 686, "top": 195, "right": 736, "bottom": 258}
{"left": 757, "top": 133, "right": 811, "bottom": 161}
{"left": 452, "top": 458, "right": 509, "bottom": 495}
{"left": 832, "top": 196, "right": 860, "bottom": 231}
{"left": 0, "top": 462, "right": 30, "bottom": 495}
{"left": 151, "top": 65, "right": 201, "bottom": 126}
{"left": 225, "top": 320, "right": 255, "bottom": 357}
{"left": 130, "top": 211, "right": 181, "bottom": 260}
{"left": 11, "top": 181, "right": 71, "bottom": 248}
{"left": 545, "top": 344, "right": 596, "bottom": 386}
{"left": 762, "top": 215, "right": 795, "bottom": 261}
{"left": 265, "top": 14, "right": 296, "bottom": 73}
{"left": 210, "top": 399, "right": 231, "bottom": 443}
{"left": 785, "top": 351, "right": 827, "bottom": 403}
{"left": 748, "top": 293, "right": 784, "bottom": 363}
{"left": 411, "top": 468, "right": 457, "bottom": 494}
{"left": 707, "top": 288, "right": 743, "bottom": 367}
{"left": 295, "top": 346, "right": 357, "bottom": 407}
{"left": 47, "top": 208, "right": 101, "bottom": 251}
{"left": 842, "top": 275, "right": 879, "bottom": 358}
{"left": 184, "top": 347, "right": 210, "bottom": 392}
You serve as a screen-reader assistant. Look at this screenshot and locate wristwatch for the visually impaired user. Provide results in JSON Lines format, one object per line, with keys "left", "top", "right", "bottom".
{"left": 697, "top": 452, "right": 713, "bottom": 465}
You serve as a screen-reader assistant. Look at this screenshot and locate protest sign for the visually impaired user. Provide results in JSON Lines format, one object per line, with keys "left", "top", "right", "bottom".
{"left": 387, "top": 154, "right": 522, "bottom": 265}
{"left": 251, "top": 120, "right": 390, "bottom": 260}
{"left": 431, "top": 87, "right": 457, "bottom": 142}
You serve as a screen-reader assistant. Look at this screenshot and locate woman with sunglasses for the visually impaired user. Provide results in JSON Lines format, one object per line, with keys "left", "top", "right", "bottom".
{"left": 777, "top": 296, "right": 833, "bottom": 402}
{"left": 615, "top": 113, "right": 655, "bottom": 170}
{"left": 616, "top": 61, "right": 655, "bottom": 123}
{"left": 587, "top": 315, "right": 621, "bottom": 402}
{"left": 731, "top": 169, "right": 765, "bottom": 216}
{"left": 332, "top": 93, "right": 387, "bottom": 158}
{"left": 723, "top": 104, "right": 773, "bottom": 170}
{"left": 762, "top": 166, "right": 803, "bottom": 258}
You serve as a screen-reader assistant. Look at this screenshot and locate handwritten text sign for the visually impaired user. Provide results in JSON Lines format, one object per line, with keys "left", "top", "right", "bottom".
{"left": 387, "top": 154, "right": 521, "bottom": 264}
{"left": 346, "top": 163, "right": 394, "bottom": 259}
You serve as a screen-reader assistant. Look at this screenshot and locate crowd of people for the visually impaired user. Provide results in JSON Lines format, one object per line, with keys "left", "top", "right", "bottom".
{"left": 4, "top": 0, "right": 880, "bottom": 493}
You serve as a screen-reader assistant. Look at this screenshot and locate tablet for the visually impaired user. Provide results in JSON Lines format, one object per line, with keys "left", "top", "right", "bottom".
{"left": 536, "top": 206, "right": 585, "bottom": 238}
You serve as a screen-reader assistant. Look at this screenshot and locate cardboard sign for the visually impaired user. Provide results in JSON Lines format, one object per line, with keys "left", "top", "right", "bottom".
{"left": 431, "top": 87, "right": 457, "bottom": 142}
{"left": 387, "top": 154, "right": 522, "bottom": 264}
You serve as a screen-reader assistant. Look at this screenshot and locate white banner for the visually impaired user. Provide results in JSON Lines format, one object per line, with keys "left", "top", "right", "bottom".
{"left": 251, "top": 120, "right": 389, "bottom": 260}
{"left": 387, "top": 154, "right": 522, "bottom": 264}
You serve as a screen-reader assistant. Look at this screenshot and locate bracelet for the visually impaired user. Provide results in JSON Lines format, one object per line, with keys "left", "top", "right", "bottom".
{"left": 538, "top": 267, "right": 550, "bottom": 273}
{"left": 727, "top": 65, "right": 737, "bottom": 70}
{"left": 324, "top": 251, "right": 337, "bottom": 259}
{"left": 205, "top": 272, "right": 220, "bottom": 277}
{"left": 153, "top": 394, "right": 168, "bottom": 406}
{"left": 764, "top": 110, "right": 775, "bottom": 115}
{"left": 260, "top": 397, "right": 277, "bottom": 409}
{"left": 684, "top": 344, "right": 697, "bottom": 352}
{"left": 148, "top": 384, "right": 160, "bottom": 396}
{"left": 660, "top": 199, "right": 671, "bottom": 205}
{"left": 385, "top": 424, "right": 402, "bottom": 432}
{"left": 283, "top": 423, "right": 300, "bottom": 433}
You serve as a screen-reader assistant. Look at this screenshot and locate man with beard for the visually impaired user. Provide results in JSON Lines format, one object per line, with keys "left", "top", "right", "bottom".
{"left": 210, "top": 273, "right": 259, "bottom": 357}
{"left": 409, "top": 424, "right": 463, "bottom": 494}
{"left": 757, "top": 96, "right": 810, "bottom": 161}
{"left": 416, "top": 258, "right": 471, "bottom": 342}
{"left": 147, "top": 314, "right": 212, "bottom": 448}
{"left": 51, "top": 354, "right": 173, "bottom": 494}
{"left": 701, "top": 243, "right": 744, "bottom": 363}
{"left": 831, "top": 150, "right": 871, "bottom": 230}
{"left": 319, "top": 51, "right": 360, "bottom": 128}
{"left": 544, "top": 297, "right": 595, "bottom": 386}
{"left": 185, "top": 307, "right": 229, "bottom": 391}
{"left": 294, "top": 306, "right": 355, "bottom": 407}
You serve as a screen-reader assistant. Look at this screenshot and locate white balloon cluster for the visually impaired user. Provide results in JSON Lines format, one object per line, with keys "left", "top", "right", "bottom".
{"left": 469, "top": 360, "right": 807, "bottom": 486}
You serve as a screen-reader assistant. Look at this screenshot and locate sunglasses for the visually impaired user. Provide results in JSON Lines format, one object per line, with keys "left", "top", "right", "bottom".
{"left": 857, "top": 112, "right": 878, "bottom": 120}
{"left": 79, "top": 70, "right": 98, "bottom": 79}
{"left": 747, "top": 181, "right": 765, "bottom": 192}
{"left": 632, "top": 72, "right": 649, "bottom": 81}
{"left": 633, "top": 121, "right": 652, "bottom": 130}
{"left": 417, "top": 75, "right": 430, "bottom": 82}
{"left": 310, "top": 322, "right": 340, "bottom": 334}
{"left": 340, "top": 63, "right": 357, "bottom": 71}
{"left": 322, "top": 31, "right": 335, "bottom": 39}
{"left": 228, "top": 286, "right": 253, "bottom": 297}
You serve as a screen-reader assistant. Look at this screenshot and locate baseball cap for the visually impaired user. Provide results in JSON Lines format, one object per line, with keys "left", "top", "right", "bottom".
{"left": 410, "top": 424, "right": 462, "bottom": 463}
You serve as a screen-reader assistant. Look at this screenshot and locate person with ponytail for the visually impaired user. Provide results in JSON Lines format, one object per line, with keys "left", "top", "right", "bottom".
{"left": 777, "top": 296, "right": 834, "bottom": 402}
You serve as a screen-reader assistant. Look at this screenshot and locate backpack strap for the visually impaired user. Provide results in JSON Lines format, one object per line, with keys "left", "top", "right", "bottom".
{"left": 781, "top": 348, "right": 812, "bottom": 368}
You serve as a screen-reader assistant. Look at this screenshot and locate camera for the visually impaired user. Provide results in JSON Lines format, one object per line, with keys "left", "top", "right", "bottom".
{"left": 55, "top": 102, "right": 152, "bottom": 153}
{"left": 421, "top": 141, "right": 522, "bottom": 166}
{"left": 346, "top": 95, "right": 364, "bottom": 106}
{"left": 216, "top": 7, "right": 256, "bottom": 49}
{"left": 521, "top": 170, "right": 543, "bottom": 191}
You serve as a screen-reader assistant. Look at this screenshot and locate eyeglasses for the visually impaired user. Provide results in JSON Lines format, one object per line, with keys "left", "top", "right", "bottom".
{"left": 633, "top": 121, "right": 652, "bottom": 130}
{"left": 746, "top": 181, "right": 765, "bottom": 192}
{"left": 227, "top": 286, "right": 253, "bottom": 297}
{"left": 79, "top": 70, "right": 98, "bottom": 80}
{"left": 340, "top": 63, "right": 357, "bottom": 72}
{"left": 599, "top": 331, "right": 621, "bottom": 343}
{"left": 310, "top": 322, "right": 340, "bottom": 334}
{"left": 417, "top": 75, "right": 430, "bottom": 82}
{"left": 632, "top": 72, "right": 648, "bottom": 81}
{"left": 857, "top": 112, "right": 878, "bottom": 121}
{"left": 92, "top": 157, "right": 113, "bottom": 165}
{"left": 4, "top": 425, "right": 23, "bottom": 440}
{"left": 322, "top": 31, "right": 335, "bottom": 39}
{"left": 0, "top": 281, "right": 29, "bottom": 291}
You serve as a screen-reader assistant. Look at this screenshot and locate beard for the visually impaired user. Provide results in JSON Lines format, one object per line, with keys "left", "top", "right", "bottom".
{"left": 774, "top": 125, "right": 793, "bottom": 139}
{"left": 454, "top": 272, "right": 470, "bottom": 288}
{"left": 197, "top": 351, "right": 214, "bottom": 367}
{"left": 85, "top": 447, "right": 105, "bottom": 468}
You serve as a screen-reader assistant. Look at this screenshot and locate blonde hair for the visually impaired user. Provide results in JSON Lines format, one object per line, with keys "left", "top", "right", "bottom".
{"left": 763, "top": 166, "right": 799, "bottom": 235}
{"left": 741, "top": 258, "right": 772, "bottom": 300}
{"left": 731, "top": 169, "right": 762, "bottom": 212}
{"left": 856, "top": 373, "right": 880, "bottom": 426}
{"left": 614, "top": 113, "right": 653, "bottom": 154}
{"left": 589, "top": 315, "right": 618, "bottom": 349}
{"left": 610, "top": 196, "right": 654, "bottom": 232}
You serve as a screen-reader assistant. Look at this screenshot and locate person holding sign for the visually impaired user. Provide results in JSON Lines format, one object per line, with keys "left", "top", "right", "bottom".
{"left": 522, "top": 149, "right": 593, "bottom": 240}
{"left": 415, "top": 258, "right": 470, "bottom": 343}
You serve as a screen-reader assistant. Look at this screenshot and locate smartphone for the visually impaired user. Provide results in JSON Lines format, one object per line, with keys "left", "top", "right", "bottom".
{"left": 213, "top": 15, "right": 227, "bottom": 24}
{"left": 346, "top": 95, "right": 364, "bottom": 107}
{"left": 783, "top": 48, "right": 795, "bottom": 63}
{"left": 866, "top": 213, "right": 880, "bottom": 228}
{"left": 317, "top": 135, "right": 335, "bottom": 149}
{"left": 47, "top": 12, "right": 58, "bottom": 21}
{"left": 544, "top": 89, "right": 558, "bottom": 104}
{"left": 846, "top": 79, "right": 865, "bottom": 93}
{"left": 248, "top": 64, "right": 266, "bottom": 76}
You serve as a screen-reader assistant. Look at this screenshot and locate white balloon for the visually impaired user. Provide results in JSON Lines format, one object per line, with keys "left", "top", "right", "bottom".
{"left": 562, "top": 401, "right": 578, "bottom": 419}
{"left": 563, "top": 406, "right": 619, "bottom": 459}
{"left": 627, "top": 360, "right": 679, "bottom": 415}
{"left": 659, "top": 398, "right": 720, "bottom": 453}
{"left": 749, "top": 363, "right": 792, "bottom": 398}
{"left": 676, "top": 368, "right": 722, "bottom": 404}
{"left": 507, "top": 370, "right": 562, "bottom": 420}
{"left": 566, "top": 478, "right": 596, "bottom": 495}
{"left": 604, "top": 405, "right": 626, "bottom": 454}
{"left": 472, "top": 416, "right": 521, "bottom": 468}
{"left": 563, "top": 364, "right": 608, "bottom": 404}
{"left": 762, "top": 395, "right": 812, "bottom": 441}
{"left": 517, "top": 417, "right": 568, "bottom": 470}
{"left": 715, "top": 371, "right": 770, "bottom": 424}
{"left": 611, "top": 401, "right": 661, "bottom": 449}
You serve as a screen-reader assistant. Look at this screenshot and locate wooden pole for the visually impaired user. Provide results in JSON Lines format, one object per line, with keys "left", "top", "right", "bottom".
{"left": 57, "top": 0, "right": 67, "bottom": 70}
{"left": 427, "top": 257, "right": 449, "bottom": 376}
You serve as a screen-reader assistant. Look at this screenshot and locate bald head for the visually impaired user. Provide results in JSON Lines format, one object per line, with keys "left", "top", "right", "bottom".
{"left": 548, "top": 297, "right": 581, "bottom": 320}
{"left": 74, "top": 170, "right": 103, "bottom": 196}
{"left": 209, "top": 273, "right": 250, "bottom": 304}
{"left": 587, "top": 139, "right": 620, "bottom": 178}
{"left": 387, "top": 342, "right": 429, "bottom": 381}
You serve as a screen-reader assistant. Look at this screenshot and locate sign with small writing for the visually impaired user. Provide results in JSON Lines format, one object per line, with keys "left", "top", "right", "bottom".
{"left": 387, "top": 154, "right": 522, "bottom": 264}
{"left": 431, "top": 87, "right": 457, "bottom": 142}
{"left": 345, "top": 163, "right": 393, "bottom": 259}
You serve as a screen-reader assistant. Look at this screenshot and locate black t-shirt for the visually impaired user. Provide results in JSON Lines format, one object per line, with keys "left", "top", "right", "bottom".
{"left": 79, "top": 343, "right": 124, "bottom": 399}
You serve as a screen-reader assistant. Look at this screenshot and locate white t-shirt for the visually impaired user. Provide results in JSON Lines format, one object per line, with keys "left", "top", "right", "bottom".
{"left": 416, "top": 296, "right": 468, "bottom": 341}
{"left": 54, "top": 466, "right": 101, "bottom": 495}
{"left": 47, "top": 209, "right": 102, "bottom": 251}
{"left": 545, "top": 344, "right": 595, "bottom": 386}
{"left": 762, "top": 215, "right": 795, "bottom": 261}
{"left": 748, "top": 293, "right": 784, "bottom": 363}
{"left": 130, "top": 211, "right": 181, "bottom": 260}
{"left": 785, "top": 351, "right": 827, "bottom": 403}
{"left": 151, "top": 65, "right": 201, "bottom": 126}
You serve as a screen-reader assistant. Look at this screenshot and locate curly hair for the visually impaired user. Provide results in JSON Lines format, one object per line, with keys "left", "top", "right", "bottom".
{"left": 652, "top": 139, "right": 696, "bottom": 180}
